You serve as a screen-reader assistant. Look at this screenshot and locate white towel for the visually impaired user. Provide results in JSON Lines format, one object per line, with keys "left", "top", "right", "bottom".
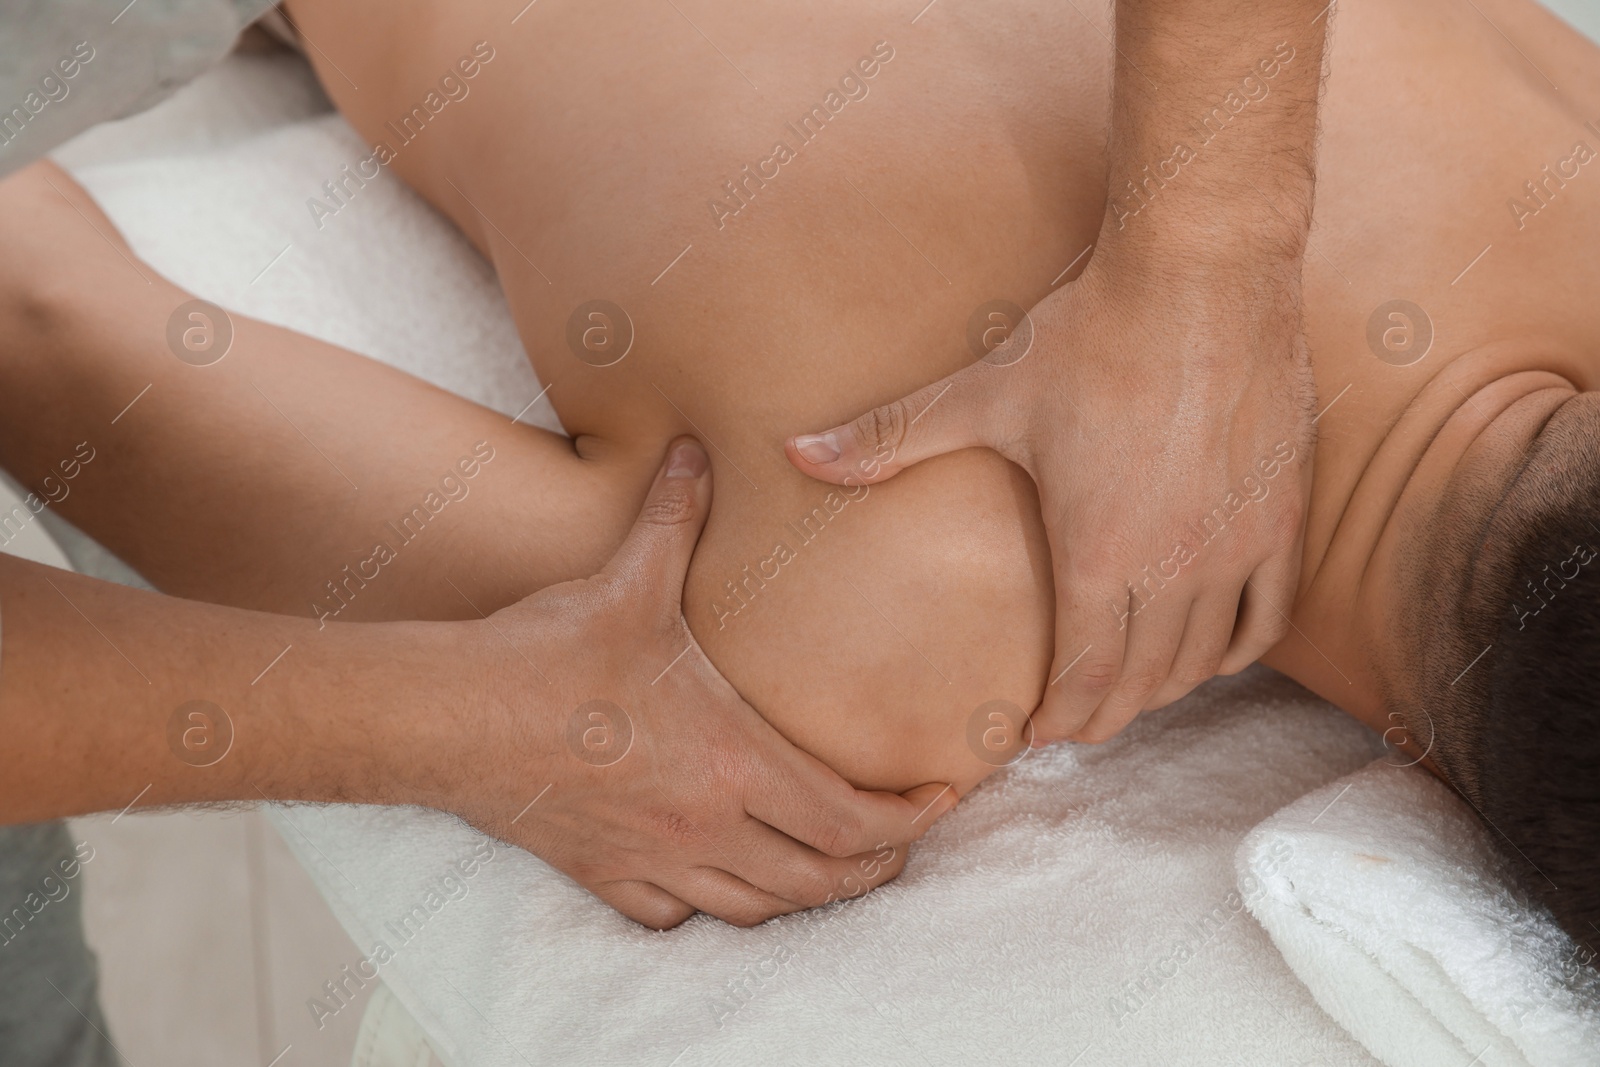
{"left": 266, "top": 666, "right": 1386, "bottom": 1067}
{"left": 1238, "top": 761, "right": 1600, "bottom": 1067}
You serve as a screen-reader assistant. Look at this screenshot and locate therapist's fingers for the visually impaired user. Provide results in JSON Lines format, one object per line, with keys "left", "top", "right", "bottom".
{"left": 1143, "top": 588, "right": 1244, "bottom": 709}
{"left": 785, "top": 366, "right": 994, "bottom": 487}
{"left": 1029, "top": 564, "right": 1131, "bottom": 744}
{"left": 727, "top": 821, "right": 910, "bottom": 909}
{"left": 659, "top": 868, "right": 809, "bottom": 928}
{"left": 1220, "top": 555, "right": 1298, "bottom": 675}
{"left": 591, "top": 880, "right": 696, "bottom": 931}
{"left": 598, "top": 436, "right": 710, "bottom": 616}
{"left": 1068, "top": 591, "right": 1190, "bottom": 743}
{"left": 745, "top": 744, "right": 956, "bottom": 859}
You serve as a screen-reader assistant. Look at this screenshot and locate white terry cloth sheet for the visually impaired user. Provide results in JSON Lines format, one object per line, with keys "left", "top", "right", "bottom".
{"left": 1240, "top": 762, "right": 1600, "bottom": 1067}
{"left": 47, "top": 49, "right": 1409, "bottom": 1067}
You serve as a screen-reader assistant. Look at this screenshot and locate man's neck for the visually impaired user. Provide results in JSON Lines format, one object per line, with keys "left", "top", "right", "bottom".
{"left": 1261, "top": 337, "right": 1591, "bottom": 730}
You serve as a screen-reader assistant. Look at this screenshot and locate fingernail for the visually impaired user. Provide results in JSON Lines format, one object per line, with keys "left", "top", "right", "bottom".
{"left": 793, "top": 432, "right": 840, "bottom": 464}
{"left": 665, "top": 441, "right": 708, "bottom": 478}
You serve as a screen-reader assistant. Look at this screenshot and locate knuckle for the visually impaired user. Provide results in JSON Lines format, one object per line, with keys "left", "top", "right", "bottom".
{"left": 1069, "top": 658, "right": 1121, "bottom": 693}
{"left": 852, "top": 401, "right": 909, "bottom": 456}
{"left": 639, "top": 481, "right": 698, "bottom": 527}
{"left": 790, "top": 864, "right": 840, "bottom": 907}
{"left": 814, "top": 810, "right": 866, "bottom": 859}
{"left": 649, "top": 808, "right": 706, "bottom": 850}
{"left": 1117, "top": 667, "right": 1167, "bottom": 700}
{"left": 720, "top": 901, "right": 780, "bottom": 928}
{"left": 1173, "top": 658, "right": 1219, "bottom": 691}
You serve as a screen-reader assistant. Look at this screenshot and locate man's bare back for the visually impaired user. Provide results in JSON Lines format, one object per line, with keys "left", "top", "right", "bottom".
{"left": 56, "top": 0, "right": 1600, "bottom": 794}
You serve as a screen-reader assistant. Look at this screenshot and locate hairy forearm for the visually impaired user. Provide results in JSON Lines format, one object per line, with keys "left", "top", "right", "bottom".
{"left": 0, "top": 551, "right": 475, "bottom": 823}
{"left": 1098, "top": 0, "right": 1332, "bottom": 272}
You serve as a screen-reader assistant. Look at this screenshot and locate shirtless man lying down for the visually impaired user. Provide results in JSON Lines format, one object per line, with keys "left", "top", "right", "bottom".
{"left": 0, "top": 0, "right": 1596, "bottom": 938}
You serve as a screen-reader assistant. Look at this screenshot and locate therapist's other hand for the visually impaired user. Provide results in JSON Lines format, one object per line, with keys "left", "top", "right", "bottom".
{"left": 785, "top": 254, "right": 1314, "bottom": 745}
{"left": 454, "top": 438, "right": 956, "bottom": 929}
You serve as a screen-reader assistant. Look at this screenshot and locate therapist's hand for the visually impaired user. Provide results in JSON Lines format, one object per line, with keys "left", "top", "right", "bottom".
{"left": 785, "top": 253, "right": 1314, "bottom": 745}
{"left": 451, "top": 438, "right": 955, "bottom": 929}
{"left": 787, "top": 0, "right": 1333, "bottom": 746}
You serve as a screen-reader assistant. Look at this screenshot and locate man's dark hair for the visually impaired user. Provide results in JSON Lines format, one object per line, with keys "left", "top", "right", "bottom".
{"left": 1397, "top": 393, "right": 1600, "bottom": 945}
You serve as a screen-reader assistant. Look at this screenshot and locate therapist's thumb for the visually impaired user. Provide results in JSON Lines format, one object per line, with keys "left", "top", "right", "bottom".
{"left": 785, "top": 368, "right": 990, "bottom": 487}
{"left": 601, "top": 438, "right": 712, "bottom": 607}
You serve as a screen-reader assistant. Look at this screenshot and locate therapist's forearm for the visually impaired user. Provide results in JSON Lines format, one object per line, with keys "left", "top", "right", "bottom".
{"left": 0, "top": 552, "right": 467, "bottom": 823}
{"left": 1098, "top": 0, "right": 1331, "bottom": 272}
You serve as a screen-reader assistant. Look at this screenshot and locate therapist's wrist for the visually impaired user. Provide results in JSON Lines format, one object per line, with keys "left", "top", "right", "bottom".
{"left": 1079, "top": 228, "right": 1307, "bottom": 340}
{"left": 366, "top": 616, "right": 565, "bottom": 825}
{"left": 235, "top": 617, "right": 510, "bottom": 813}
{"left": 366, "top": 618, "right": 527, "bottom": 813}
{"left": 1093, "top": 199, "right": 1312, "bottom": 287}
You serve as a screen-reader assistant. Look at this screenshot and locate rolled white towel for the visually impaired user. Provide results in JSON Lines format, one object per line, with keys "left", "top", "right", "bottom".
{"left": 1237, "top": 759, "right": 1600, "bottom": 1067}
